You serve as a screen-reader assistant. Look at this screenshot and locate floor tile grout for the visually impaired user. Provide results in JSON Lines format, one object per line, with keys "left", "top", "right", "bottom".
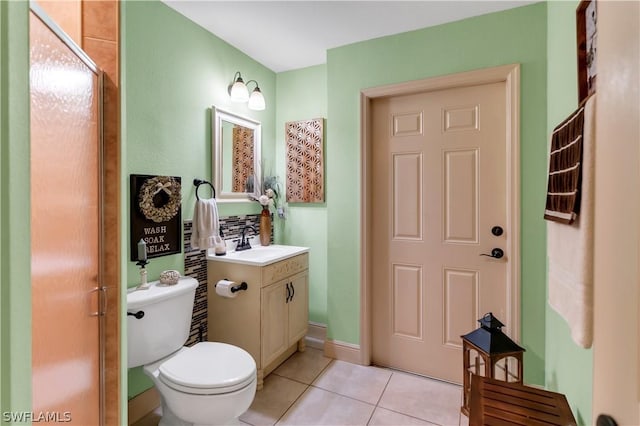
{"left": 271, "top": 371, "right": 315, "bottom": 387}
{"left": 310, "top": 356, "right": 335, "bottom": 384}
{"left": 308, "top": 382, "right": 377, "bottom": 407}
{"left": 364, "top": 371, "right": 394, "bottom": 425}
{"left": 273, "top": 383, "right": 311, "bottom": 426}
{"left": 375, "top": 370, "right": 394, "bottom": 406}
{"left": 270, "top": 356, "right": 334, "bottom": 426}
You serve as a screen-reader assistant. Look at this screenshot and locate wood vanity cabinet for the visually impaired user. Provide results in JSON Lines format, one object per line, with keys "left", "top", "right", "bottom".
{"left": 207, "top": 252, "right": 309, "bottom": 389}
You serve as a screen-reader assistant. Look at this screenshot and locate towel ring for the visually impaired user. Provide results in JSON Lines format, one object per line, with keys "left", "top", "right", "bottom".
{"left": 193, "top": 179, "right": 216, "bottom": 200}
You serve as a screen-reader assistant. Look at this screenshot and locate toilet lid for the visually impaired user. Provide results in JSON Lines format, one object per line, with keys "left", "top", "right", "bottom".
{"left": 159, "top": 342, "right": 256, "bottom": 394}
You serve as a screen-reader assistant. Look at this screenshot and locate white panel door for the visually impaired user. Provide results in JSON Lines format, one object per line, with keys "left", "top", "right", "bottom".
{"left": 371, "top": 82, "right": 509, "bottom": 384}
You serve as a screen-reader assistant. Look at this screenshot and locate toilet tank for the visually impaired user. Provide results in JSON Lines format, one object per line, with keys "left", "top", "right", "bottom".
{"left": 127, "top": 277, "right": 198, "bottom": 368}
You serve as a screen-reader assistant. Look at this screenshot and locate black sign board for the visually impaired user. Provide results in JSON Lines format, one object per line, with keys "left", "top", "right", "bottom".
{"left": 130, "top": 174, "right": 182, "bottom": 260}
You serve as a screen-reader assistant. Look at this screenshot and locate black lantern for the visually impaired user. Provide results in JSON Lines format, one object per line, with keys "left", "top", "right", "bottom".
{"left": 460, "top": 312, "right": 525, "bottom": 416}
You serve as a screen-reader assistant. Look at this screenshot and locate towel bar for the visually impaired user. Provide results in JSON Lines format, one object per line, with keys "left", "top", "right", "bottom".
{"left": 193, "top": 178, "right": 216, "bottom": 200}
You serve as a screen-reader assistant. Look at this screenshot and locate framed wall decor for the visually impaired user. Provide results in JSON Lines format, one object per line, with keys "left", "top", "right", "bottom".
{"left": 130, "top": 174, "right": 182, "bottom": 260}
{"left": 285, "top": 118, "right": 325, "bottom": 203}
{"left": 576, "top": 0, "right": 597, "bottom": 103}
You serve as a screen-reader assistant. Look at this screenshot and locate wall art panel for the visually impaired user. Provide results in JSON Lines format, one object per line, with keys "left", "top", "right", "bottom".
{"left": 285, "top": 118, "right": 325, "bottom": 203}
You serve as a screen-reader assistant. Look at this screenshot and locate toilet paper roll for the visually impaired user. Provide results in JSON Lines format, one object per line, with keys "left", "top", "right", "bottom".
{"left": 216, "top": 279, "right": 238, "bottom": 298}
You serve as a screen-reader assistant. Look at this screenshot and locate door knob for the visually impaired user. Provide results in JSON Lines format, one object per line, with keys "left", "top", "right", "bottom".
{"left": 491, "top": 226, "right": 504, "bottom": 236}
{"left": 596, "top": 415, "right": 617, "bottom": 426}
{"left": 480, "top": 248, "right": 504, "bottom": 259}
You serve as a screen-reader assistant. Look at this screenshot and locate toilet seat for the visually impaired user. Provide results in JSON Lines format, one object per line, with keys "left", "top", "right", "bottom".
{"left": 158, "top": 342, "right": 256, "bottom": 395}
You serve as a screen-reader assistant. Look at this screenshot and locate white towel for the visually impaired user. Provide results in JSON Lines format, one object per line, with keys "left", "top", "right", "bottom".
{"left": 190, "top": 198, "right": 220, "bottom": 250}
{"left": 548, "top": 94, "right": 596, "bottom": 348}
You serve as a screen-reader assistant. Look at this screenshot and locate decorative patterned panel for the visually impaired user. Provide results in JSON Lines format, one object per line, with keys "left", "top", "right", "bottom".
{"left": 443, "top": 268, "right": 478, "bottom": 348}
{"left": 443, "top": 105, "right": 479, "bottom": 132}
{"left": 285, "top": 118, "right": 324, "bottom": 203}
{"left": 262, "top": 253, "right": 309, "bottom": 286}
{"left": 232, "top": 126, "right": 254, "bottom": 192}
{"left": 392, "top": 264, "right": 423, "bottom": 339}
{"left": 443, "top": 149, "right": 479, "bottom": 244}
{"left": 393, "top": 153, "right": 423, "bottom": 240}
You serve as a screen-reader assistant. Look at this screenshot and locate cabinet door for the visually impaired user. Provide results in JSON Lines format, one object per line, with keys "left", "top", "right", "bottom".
{"left": 288, "top": 272, "right": 309, "bottom": 345}
{"left": 261, "top": 281, "right": 288, "bottom": 366}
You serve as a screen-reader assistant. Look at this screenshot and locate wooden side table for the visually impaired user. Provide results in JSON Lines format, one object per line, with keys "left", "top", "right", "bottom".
{"left": 469, "top": 375, "right": 577, "bottom": 425}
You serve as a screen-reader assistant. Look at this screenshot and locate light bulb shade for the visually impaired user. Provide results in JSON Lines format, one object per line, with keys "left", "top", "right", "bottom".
{"left": 248, "top": 87, "right": 266, "bottom": 110}
{"left": 230, "top": 77, "right": 249, "bottom": 102}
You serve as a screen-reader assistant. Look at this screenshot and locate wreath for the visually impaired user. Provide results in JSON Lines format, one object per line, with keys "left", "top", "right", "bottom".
{"left": 138, "top": 176, "right": 181, "bottom": 223}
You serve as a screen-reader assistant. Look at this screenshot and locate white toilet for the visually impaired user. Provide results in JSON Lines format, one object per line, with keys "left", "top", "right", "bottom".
{"left": 127, "top": 277, "right": 256, "bottom": 426}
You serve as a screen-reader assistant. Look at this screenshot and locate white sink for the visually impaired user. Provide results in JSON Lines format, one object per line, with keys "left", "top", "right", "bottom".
{"left": 207, "top": 244, "right": 309, "bottom": 266}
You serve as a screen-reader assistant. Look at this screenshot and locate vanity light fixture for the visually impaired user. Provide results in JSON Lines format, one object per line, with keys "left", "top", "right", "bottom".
{"left": 247, "top": 83, "right": 265, "bottom": 111}
{"left": 229, "top": 72, "right": 249, "bottom": 102}
{"left": 228, "top": 71, "right": 266, "bottom": 110}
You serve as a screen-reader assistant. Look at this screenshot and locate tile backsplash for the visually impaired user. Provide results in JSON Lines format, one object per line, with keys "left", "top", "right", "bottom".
{"left": 183, "top": 214, "right": 273, "bottom": 346}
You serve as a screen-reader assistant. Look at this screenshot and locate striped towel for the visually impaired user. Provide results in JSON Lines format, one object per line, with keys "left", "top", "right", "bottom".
{"left": 544, "top": 106, "right": 585, "bottom": 224}
{"left": 547, "top": 94, "right": 596, "bottom": 348}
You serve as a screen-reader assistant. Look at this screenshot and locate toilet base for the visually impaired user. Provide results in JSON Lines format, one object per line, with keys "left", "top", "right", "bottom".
{"left": 157, "top": 399, "right": 244, "bottom": 426}
{"left": 157, "top": 401, "right": 189, "bottom": 426}
{"left": 142, "top": 345, "right": 256, "bottom": 426}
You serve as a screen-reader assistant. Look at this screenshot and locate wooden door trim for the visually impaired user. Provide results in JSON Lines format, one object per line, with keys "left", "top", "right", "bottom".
{"left": 360, "top": 64, "right": 521, "bottom": 365}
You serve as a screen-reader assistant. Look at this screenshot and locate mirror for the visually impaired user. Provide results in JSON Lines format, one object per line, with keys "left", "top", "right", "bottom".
{"left": 212, "top": 106, "right": 261, "bottom": 201}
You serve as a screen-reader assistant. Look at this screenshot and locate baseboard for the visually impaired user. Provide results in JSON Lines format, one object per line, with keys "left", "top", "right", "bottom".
{"left": 305, "top": 322, "right": 326, "bottom": 350}
{"left": 128, "top": 387, "right": 160, "bottom": 425}
{"left": 324, "top": 339, "right": 362, "bottom": 365}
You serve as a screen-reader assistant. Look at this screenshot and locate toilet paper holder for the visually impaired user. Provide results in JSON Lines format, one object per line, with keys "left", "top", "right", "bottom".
{"left": 216, "top": 280, "right": 248, "bottom": 293}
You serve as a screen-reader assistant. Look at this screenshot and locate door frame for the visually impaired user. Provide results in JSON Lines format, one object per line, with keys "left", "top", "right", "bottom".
{"left": 359, "top": 64, "right": 521, "bottom": 365}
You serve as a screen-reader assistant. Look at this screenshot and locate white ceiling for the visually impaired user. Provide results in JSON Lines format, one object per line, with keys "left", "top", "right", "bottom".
{"left": 162, "top": 1, "right": 538, "bottom": 73}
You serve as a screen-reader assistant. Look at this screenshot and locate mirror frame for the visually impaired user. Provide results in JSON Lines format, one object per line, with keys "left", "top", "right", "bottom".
{"left": 211, "top": 106, "right": 261, "bottom": 202}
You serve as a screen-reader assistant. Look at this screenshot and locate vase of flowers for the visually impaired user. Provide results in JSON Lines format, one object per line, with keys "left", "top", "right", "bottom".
{"left": 259, "top": 205, "right": 271, "bottom": 246}
{"left": 250, "top": 175, "right": 281, "bottom": 246}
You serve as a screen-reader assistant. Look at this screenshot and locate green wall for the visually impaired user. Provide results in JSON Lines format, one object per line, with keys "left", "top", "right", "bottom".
{"left": 121, "top": 0, "right": 275, "bottom": 398}
{"left": 0, "top": 0, "right": 595, "bottom": 420}
{"left": 122, "top": 0, "right": 274, "bottom": 286}
{"left": 275, "top": 65, "right": 328, "bottom": 325}
{"left": 0, "top": 0, "right": 32, "bottom": 420}
{"left": 325, "top": 3, "right": 549, "bottom": 385}
{"left": 545, "top": 1, "right": 592, "bottom": 424}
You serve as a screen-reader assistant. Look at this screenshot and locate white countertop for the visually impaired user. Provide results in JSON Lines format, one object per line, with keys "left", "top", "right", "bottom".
{"left": 206, "top": 244, "right": 309, "bottom": 266}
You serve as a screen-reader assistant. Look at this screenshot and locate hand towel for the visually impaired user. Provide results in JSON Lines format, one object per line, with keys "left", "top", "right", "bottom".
{"left": 190, "top": 198, "right": 220, "bottom": 250}
{"left": 548, "top": 94, "right": 596, "bottom": 348}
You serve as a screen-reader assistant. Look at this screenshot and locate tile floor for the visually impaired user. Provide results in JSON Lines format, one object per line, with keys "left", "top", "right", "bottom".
{"left": 133, "top": 348, "right": 470, "bottom": 426}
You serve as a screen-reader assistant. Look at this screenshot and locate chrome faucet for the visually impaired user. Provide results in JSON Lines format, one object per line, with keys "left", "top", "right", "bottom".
{"left": 235, "top": 226, "right": 256, "bottom": 251}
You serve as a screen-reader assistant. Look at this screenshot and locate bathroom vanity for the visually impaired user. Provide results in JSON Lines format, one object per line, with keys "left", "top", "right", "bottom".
{"left": 207, "top": 245, "right": 309, "bottom": 389}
